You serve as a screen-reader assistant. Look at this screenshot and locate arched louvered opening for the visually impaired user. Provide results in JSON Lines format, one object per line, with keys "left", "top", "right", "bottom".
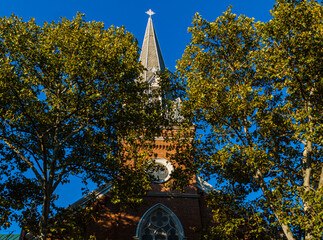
{"left": 135, "top": 203, "right": 185, "bottom": 240}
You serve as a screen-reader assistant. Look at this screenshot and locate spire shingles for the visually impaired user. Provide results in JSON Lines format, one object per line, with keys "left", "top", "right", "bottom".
{"left": 139, "top": 12, "right": 165, "bottom": 84}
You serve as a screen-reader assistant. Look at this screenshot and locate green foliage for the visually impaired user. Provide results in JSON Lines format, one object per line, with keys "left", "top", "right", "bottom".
{"left": 200, "top": 191, "right": 276, "bottom": 240}
{"left": 177, "top": 1, "right": 323, "bottom": 239}
{"left": 48, "top": 205, "right": 98, "bottom": 240}
{"left": 0, "top": 13, "right": 167, "bottom": 239}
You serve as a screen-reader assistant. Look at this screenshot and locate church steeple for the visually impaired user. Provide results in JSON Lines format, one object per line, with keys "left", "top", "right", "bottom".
{"left": 139, "top": 9, "right": 165, "bottom": 85}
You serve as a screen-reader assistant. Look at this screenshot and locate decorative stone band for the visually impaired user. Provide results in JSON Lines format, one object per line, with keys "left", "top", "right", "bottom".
{"left": 147, "top": 192, "right": 200, "bottom": 198}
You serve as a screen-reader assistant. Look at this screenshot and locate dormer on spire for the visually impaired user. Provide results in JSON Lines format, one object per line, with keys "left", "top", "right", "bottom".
{"left": 139, "top": 10, "right": 165, "bottom": 85}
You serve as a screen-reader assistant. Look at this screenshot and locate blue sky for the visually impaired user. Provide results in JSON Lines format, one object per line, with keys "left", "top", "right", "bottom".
{"left": 0, "top": 0, "right": 276, "bottom": 234}
{"left": 1, "top": 0, "right": 276, "bottom": 72}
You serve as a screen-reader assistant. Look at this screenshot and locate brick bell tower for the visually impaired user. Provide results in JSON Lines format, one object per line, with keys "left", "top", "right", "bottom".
{"left": 71, "top": 10, "right": 213, "bottom": 240}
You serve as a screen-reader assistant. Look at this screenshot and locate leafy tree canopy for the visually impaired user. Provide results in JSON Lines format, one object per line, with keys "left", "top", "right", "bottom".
{"left": 0, "top": 13, "right": 167, "bottom": 239}
{"left": 177, "top": 0, "right": 323, "bottom": 239}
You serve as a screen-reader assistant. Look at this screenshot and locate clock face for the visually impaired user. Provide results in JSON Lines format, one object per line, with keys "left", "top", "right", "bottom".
{"left": 148, "top": 159, "right": 173, "bottom": 183}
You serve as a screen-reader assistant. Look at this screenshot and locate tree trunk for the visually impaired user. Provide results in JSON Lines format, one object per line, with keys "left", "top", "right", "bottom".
{"left": 243, "top": 120, "right": 295, "bottom": 240}
{"left": 39, "top": 185, "right": 51, "bottom": 240}
{"left": 303, "top": 140, "right": 313, "bottom": 240}
{"left": 303, "top": 95, "right": 313, "bottom": 240}
{"left": 253, "top": 169, "right": 296, "bottom": 240}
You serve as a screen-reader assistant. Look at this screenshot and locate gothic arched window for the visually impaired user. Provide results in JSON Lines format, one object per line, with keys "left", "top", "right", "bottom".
{"left": 136, "top": 203, "right": 185, "bottom": 240}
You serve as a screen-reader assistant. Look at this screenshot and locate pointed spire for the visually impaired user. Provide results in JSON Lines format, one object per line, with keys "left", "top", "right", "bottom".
{"left": 139, "top": 10, "right": 165, "bottom": 84}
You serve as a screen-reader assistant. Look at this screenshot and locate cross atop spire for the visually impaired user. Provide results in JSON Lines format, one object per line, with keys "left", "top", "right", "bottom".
{"left": 145, "top": 9, "right": 155, "bottom": 17}
{"left": 139, "top": 9, "right": 165, "bottom": 85}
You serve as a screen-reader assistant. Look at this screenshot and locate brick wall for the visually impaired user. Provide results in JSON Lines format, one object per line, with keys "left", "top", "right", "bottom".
{"left": 85, "top": 129, "right": 213, "bottom": 240}
{"left": 87, "top": 191, "right": 212, "bottom": 240}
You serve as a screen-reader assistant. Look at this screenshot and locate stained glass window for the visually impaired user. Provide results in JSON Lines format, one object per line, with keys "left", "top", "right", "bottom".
{"left": 138, "top": 205, "right": 182, "bottom": 240}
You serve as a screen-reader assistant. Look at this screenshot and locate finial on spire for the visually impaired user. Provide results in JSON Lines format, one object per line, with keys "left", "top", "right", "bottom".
{"left": 145, "top": 9, "right": 155, "bottom": 17}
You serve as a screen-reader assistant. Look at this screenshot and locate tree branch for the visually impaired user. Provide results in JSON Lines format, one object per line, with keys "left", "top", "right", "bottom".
{"left": 241, "top": 115, "right": 296, "bottom": 240}
{"left": 49, "top": 124, "right": 86, "bottom": 193}
{"left": 52, "top": 124, "right": 85, "bottom": 159}
{"left": 318, "top": 166, "right": 323, "bottom": 188}
{"left": 8, "top": 80, "right": 41, "bottom": 139}
{"left": 253, "top": 169, "right": 296, "bottom": 240}
{"left": 0, "top": 136, "right": 43, "bottom": 186}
